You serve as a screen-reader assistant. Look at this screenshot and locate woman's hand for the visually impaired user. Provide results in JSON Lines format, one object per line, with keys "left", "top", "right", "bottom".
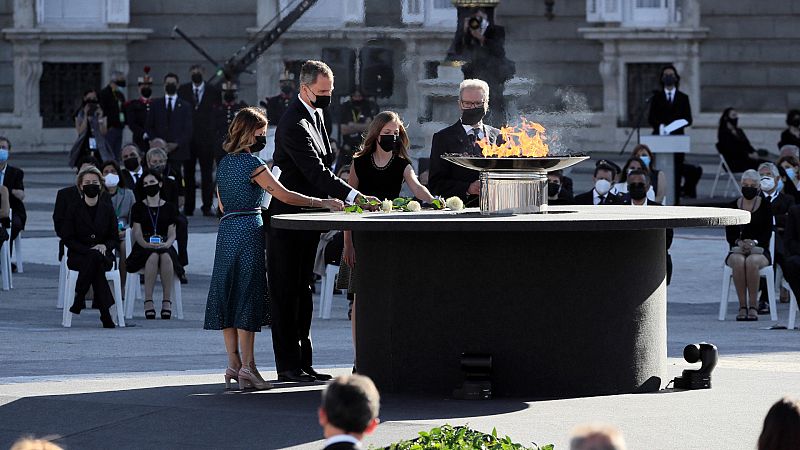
{"left": 92, "top": 244, "right": 107, "bottom": 254}
{"left": 343, "top": 240, "right": 356, "bottom": 268}
{"left": 321, "top": 198, "right": 344, "bottom": 211}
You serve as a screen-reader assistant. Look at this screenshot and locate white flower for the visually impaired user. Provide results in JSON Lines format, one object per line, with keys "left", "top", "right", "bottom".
{"left": 406, "top": 200, "right": 421, "bottom": 212}
{"left": 446, "top": 196, "right": 464, "bottom": 211}
{"left": 381, "top": 199, "right": 393, "bottom": 212}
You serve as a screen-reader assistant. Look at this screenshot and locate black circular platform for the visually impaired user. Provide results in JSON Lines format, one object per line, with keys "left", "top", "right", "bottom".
{"left": 272, "top": 206, "right": 748, "bottom": 398}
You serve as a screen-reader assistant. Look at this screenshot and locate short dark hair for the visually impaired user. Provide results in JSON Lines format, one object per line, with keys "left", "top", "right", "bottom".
{"left": 321, "top": 375, "right": 380, "bottom": 433}
{"left": 594, "top": 163, "right": 616, "bottom": 178}
{"left": 0, "top": 136, "right": 11, "bottom": 150}
{"left": 141, "top": 169, "right": 163, "bottom": 184}
{"left": 660, "top": 64, "right": 680, "bottom": 87}
{"left": 300, "top": 60, "right": 333, "bottom": 86}
{"left": 627, "top": 169, "right": 650, "bottom": 185}
{"left": 121, "top": 142, "right": 141, "bottom": 157}
{"left": 77, "top": 155, "right": 100, "bottom": 169}
{"left": 189, "top": 64, "right": 203, "bottom": 73}
{"left": 101, "top": 160, "right": 125, "bottom": 188}
{"left": 787, "top": 109, "right": 800, "bottom": 126}
{"left": 758, "top": 397, "right": 800, "bottom": 450}
{"left": 164, "top": 72, "right": 179, "bottom": 83}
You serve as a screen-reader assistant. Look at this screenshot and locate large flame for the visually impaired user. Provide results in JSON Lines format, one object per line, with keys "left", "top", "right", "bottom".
{"left": 477, "top": 118, "right": 550, "bottom": 157}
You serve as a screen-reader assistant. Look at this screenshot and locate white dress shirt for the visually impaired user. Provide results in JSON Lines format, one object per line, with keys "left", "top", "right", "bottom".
{"left": 322, "top": 434, "right": 361, "bottom": 449}
{"left": 193, "top": 82, "right": 205, "bottom": 104}
{"left": 462, "top": 121, "right": 484, "bottom": 140}
{"left": 664, "top": 87, "right": 676, "bottom": 103}
{"left": 165, "top": 95, "right": 177, "bottom": 110}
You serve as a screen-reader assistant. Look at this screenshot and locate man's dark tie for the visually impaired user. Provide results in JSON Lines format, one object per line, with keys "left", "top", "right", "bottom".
{"left": 194, "top": 88, "right": 200, "bottom": 108}
{"left": 599, "top": 195, "right": 605, "bottom": 205}
{"left": 313, "top": 111, "right": 325, "bottom": 137}
{"left": 668, "top": 92, "right": 673, "bottom": 104}
{"left": 167, "top": 98, "right": 173, "bottom": 126}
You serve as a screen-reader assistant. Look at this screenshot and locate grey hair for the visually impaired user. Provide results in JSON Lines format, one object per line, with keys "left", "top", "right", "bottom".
{"left": 146, "top": 147, "right": 168, "bottom": 161}
{"left": 741, "top": 169, "right": 760, "bottom": 184}
{"left": 459, "top": 79, "right": 490, "bottom": 102}
{"left": 111, "top": 70, "right": 124, "bottom": 79}
{"left": 758, "top": 162, "right": 780, "bottom": 178}
{"left": 299, "top": 60, "right": 333, "bottom": 86}
{"left": 780, "top": 144, "right": 800, "bottom": 158}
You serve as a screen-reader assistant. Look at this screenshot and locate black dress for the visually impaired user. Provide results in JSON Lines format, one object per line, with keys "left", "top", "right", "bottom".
{"left": 717, "top": 128, "right": 763, "bottom": 173}
{"left": 126, "top": 201, "right": 185, "bottom": 276}
{"left": 352, "top": 153, "right": 410, "bottom": 200}
{"left": 725, "top": 198, "right": 773, "bottom": 264}
{"left": 778, "top": 129, "right": 800, "bottom": 150}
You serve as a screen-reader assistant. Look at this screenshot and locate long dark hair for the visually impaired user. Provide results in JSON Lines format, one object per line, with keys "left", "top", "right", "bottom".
{"left": 758, "top": 397, "right": 800, "bottom": 450}
{"left": 619, "top": 157, "right": 650, "bottom": 184}
{"left": 718, "top": 107, "right": 736, "bottom": 140}
{"left": 354, "top": 111, "right": 411, "bottom": 161}
{"left": 659, "top": 65, "right": 680, "bottom": 88}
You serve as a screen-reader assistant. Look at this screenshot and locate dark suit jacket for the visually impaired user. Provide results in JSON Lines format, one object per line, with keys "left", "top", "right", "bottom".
{"left": 574, "top": 189, "right": 623, "bottom": 205}
{"left": 98, "top": 85, "right": 125, "bottom": 129}
{"left": 428, "top": 121, "right": 503, "bottom": 205}
{"left": 648, "top": 90, "right": 692, "bottom": 135}
{"left": 53, "top": 185, "right": 111, "bottom": 239}
{"left": 2, "top": 165, "right": 25, "bottom": 227}
{"left": 178, "top": 82, "right": 220, "bottom": 143}
{"left": 145, "top": 96, "right": 193, "bottom": 161}
{"left": 124, "top": 98, "right": 151, "bottom": 151}
{"left": 782, "top": 205, "right": 800, "bottom": 257}
{"left": 61, "top": 198, "right": 119, "bottom": 267}
{"left": 267, "top": 98, "right": 352, "bottom": 217}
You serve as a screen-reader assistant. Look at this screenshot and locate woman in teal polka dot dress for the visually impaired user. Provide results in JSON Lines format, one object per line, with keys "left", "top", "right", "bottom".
{"left": 204, "top": 107, "right": 343, "bottom": 390}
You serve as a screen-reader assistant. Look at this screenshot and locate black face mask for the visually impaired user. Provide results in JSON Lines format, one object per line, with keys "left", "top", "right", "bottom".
{"left": 83, "top": 184, "right": 101, "bottom": 198}
{"left": 728, "top": 117, "right": 739, "bottom": 127}
{"left": 223, "top": 91, "right": 236, "bottom": 102}
{"left": 251, "top": 135, "right": 267, "bottom": 153}
{"left": 461, "top": 107, "right": 486, "bottom": 126}
{"left": 629, "top": 183, "right": 648, "bottom": 201}
{"left": 790, "top": 117, "right": 800, "bottom": 128}
{"left": 378, "top": 135, "right": 398, "bottom": 152}
{"left": 140, "top": 86, "right": 152, "bottom": 98}
{"left": 547, "top": 182, "right": 561, "bottom": 197}
{"left": 280, "top": 85, "right": 293, "bottom": 95}
{"left": 149, "top": 164, "right": 165, "bottom": 174}
{"left": 165, "top": 84, "right": 177, "bottom": 96}
{"left": 662, "top": 74, "right": 677, "bottom": 86}
{"left": 85, "top": 99, "right": 98, "bottom": 105}
{"left": 307, "top": 87, "right": 331, "bottom": 109}
{"left": 741, "top": 186, "right": 759, "bottom": 200}
{"left": 191, "top": 73, "right": 203, "bottom": 84}
{"left": 123, "top": 157, "right": 140, "bottom": 171}
{"left": 144, "top": 184, "right": 161, "bottom": 198}
{"left": 115, "top": 79, "right": 126, "bottom": 88}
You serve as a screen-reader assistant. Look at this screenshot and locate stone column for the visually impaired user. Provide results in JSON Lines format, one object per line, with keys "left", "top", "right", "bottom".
{"left": 13, "top": 41, "right": 42, "bottom": 125}
{"left": 401, "top": 39, "right": 419, "bottom": 126}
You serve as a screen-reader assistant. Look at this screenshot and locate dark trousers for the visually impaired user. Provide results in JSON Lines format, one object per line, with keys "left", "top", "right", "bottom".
{"left": 780, "top": 255, "right": 800, "bottom": 311}
{"left": 266, "top": 225, "right": 318, "bottom": 373}
{"left": 2, "top": 215, "right": 22, "bottom": 256}
{"left": 674, "top": 153, "right": 703, "bottom": 202}
{"left": 68, "top": 251, "right": 114, "bottom": 310}
{"left": 176, "top": 213, "right": 188, "bottom": 266}
{"left": 184, "top": 141, "right": 215, "bottom": 214}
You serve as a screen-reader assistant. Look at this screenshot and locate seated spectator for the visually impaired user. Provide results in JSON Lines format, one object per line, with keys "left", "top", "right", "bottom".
{"left": 10, "top": 438, "right": 64, "bottom": 450}
{"left": 319, "top": 375, "right": 380, "bottom": 450}
{"left": 757, "top": 396, "right": 800, "bottom": 450}
{"left": 102, "top": 160, "right": 135, "bottom": 288}
{"left": 614, "top": 157, "right": 655, "bottom": 202}
{"left": 757, "top": 162, "right": 795, "bottom": 310}
{"left": 725, "top": 170, "right": 772, "bottom": 321}
{"left": 0, "top": 136, "right": 26, "bottom": 259}
{"left": 779, "top": 144, "right": 799, "bottom": 159}
{"left": 62, "top": 166, "right": 119, "bottom": 328}
{"left": 573, "top": 161, "right": 622, "bottom": 205}
{"left": 777, "top": 109, "right": 800, "bottom": 151}
{"left": 548, "top": 169, "right": 574, "bottom": 205}
{"left": 569, "top": 423, "right": 626, "bottom": 450}
{"left": 120, "top": 143, "right": 145, "bottom": 192}
{"left": 625, "top": 169, "right": 673, "bottom": 284}
{"left": 126, "top": 170, "right": 183, "bottom": 319}
{"left": 631, "top": 143, "right": 667, "bottom": 203}
{"left": 777, "top": 206, "right": 800, "bottom": 314}
{"left": 777, "top": 155, "right": 800, "bottom": 203}
{"left": 717, "top": 108, "right": 770, "bottom": 173}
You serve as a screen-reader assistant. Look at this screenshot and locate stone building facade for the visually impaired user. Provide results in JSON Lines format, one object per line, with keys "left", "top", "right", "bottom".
{"left": 0, "top": 0, "right": 797, "bottom": 156}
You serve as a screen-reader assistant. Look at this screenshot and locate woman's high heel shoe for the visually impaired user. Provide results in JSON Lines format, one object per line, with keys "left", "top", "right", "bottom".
{"left": 161, "top": 300, "right": 172, "bottom": 320}
{"left": 238, "top": 367, "right": 273, "bottom": 391}
{"left": 224, "top": 367, "right": 240, "bottom": 390}
{"left": 144, "top": 300, "right": 156, "bottom": 320}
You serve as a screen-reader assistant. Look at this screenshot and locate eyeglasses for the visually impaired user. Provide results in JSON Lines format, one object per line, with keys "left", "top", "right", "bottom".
{"left": 459, "top": 99, "right": 485, "bottom": 109}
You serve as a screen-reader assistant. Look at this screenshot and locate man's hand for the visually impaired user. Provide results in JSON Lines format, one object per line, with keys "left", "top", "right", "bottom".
{"left": 178, "top": 195, "right": 185, "bottom": 209}
{"left": 11, "top": 189, "right": 23, "bottom": 201}
{"left": 467, "top": 180, "right": 481, "bottom": 196}
{"left": 356, "top": 195, "right": 381, "bottom": 211}
{"left": 91, "top": 244, "right": 107, "bottom": 254}
{"left": 469, "top": 28, "right": 485, "bottom": 43}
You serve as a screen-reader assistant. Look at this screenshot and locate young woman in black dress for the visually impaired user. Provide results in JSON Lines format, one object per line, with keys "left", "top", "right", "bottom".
{"left": 341, "top": 111, "right": 436, "bottom": 368}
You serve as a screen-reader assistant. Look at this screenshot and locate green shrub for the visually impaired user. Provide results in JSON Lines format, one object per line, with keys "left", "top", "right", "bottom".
{"left": 379, "top": 424, "right": 554, "bottom": 450}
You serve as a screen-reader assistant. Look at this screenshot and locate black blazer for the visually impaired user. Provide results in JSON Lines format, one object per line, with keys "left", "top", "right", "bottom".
{"left": 778, "top": 129, "right": 800, "bottom": 151}
{"left": 178, "top": 82, "right": 220, "bottom": 141}
{"left": 2, "top": 165, "right": 25, "bottom": 227}
{"left": 725, "top": 199, "right": 773, "bottom": 253}
{"left": 267, "top": 98, "right": 352, "bottom": 216}
{"left": 648, "top": 90, "right": 692, "bottom": 135}
{"left": 782, "top": 205, "right": 800, "bottom": 257}
{"left": 53, "top": 185, "right": 112, "bottom": 239}
{"left": 98, "top": 85, "right": 125, "bottom": 129}
{"left": 145, "top": 97, "right": 193, "bottom": 161}
{"left": 573, "top": 190, "right": 622, "bottom": 205}
{"left": 428, "top": 121, "right": 503, "bottom": 204}
{"left": 61, "top": 199, "right": 119, "bottom": 266}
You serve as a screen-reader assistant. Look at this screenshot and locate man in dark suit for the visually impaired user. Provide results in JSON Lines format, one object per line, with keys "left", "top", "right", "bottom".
{"left": 647, "top": 64, "right": 702, "bottom": 201}
{"left": 573, "top": 161, "right": 623, "bottom": 205}
{"left": 125, "top": 67, "right": 154, "bottom": 153}
{"left": 214, "top": 81, "right": 247, "bottom": 163}
{"left": 626, "top": 169, "right": 674, "bottom": 284}
{"left": 98, "top": 70, "right": 127, "bottom": 161}
{"left": 178, "top": 65, "right": 219, "bottom": 216}
{"left": 757, "top": 162, "right": 795, "bottom": 313}
{"left": 429, "top": 79, "right": 503, "bottom": 208}
{"left": 547, "top": 170, "right": 574, "bottom": 205}
{"left": 319, "top": 375, "right": 380, "bottom": 450}
{"left": 145, "top": 72, "right": 192, "bottom": 196}
{"left": 775, "top": 204, "right": 800, "bottom": 313}
{"left": 120, "top": 143, "right": 144, "bottom": 196}
{"left": 0, "top": 137, "right": 26, "bottom": 252}
{"left": 266, "top": 60, "right": 376, "bottom": 382}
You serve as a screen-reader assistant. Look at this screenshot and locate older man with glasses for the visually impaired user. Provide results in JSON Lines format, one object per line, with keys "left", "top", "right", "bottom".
{"left": 428, "top": 78, "right": 504, "bottom": 207}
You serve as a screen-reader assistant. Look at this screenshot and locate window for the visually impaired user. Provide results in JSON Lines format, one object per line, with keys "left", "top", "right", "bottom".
{"left": 624, "top": 62, "right": 665, "bottom": 127}
{"left": 40, "top": 63, "right": 102, "bottom": 128}
{"left": 37, "top": 0, "right": 106, "bottom": 27}
{"left": 631, "top": 0, "right": 669, "bottom": 24}
{"left": 586, "top": 0, "right": 622, "bottom": 23}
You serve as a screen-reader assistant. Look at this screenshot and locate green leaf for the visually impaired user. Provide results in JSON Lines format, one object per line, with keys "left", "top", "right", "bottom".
{"left": 492, "top": 428, "right": 498, "bottom": 438}
{"left": 344, "top": 205, "right": 363, "bottom": 214}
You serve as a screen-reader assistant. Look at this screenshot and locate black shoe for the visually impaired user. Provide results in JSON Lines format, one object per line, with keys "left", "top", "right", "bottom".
{"left": 277, "top": 370, "right": 315, "bottom": 383}
{"left": 302, "top": 367, "right": 332, "bottom": 381}
{"left": 202, "top": 208, "right": 214, "bottom": 217}
{"left": 69, "top": 298, "right": 84, "bottom": 315}
{"left": 100, "top": 309, "right": 116, "bottom": 328}
{"left": 757, "top": 301, "right": 770, "bottom": 315}
{"left": 11, "top": 263, "right": 17, "bottom": 273}
{"left": 179, "top": 273, "right": 188, "bottom": 284}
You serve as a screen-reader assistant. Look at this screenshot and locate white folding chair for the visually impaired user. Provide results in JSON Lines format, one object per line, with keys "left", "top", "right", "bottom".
{"left": 56, "top": 254, "right": 68, "bottom": 308}
{"left": 124, "top": 270, "right": 183, "bottom": 319}
{"left": 709, "top": 154, "right": 741, "bottom": 198}
{"left": 719, "top": 232, "right": 778, "bottom": 321}
{"left": 61, "top": 266, "right": 126, "bottom": 328}
{"left": 13, "top": 231, "right": 22, "bottom": 273}
{"left": 781, "top": 279, "right": 799, "bottom": 330}
{"left": 0, "top": 233, "right": 12, "bottom": 291}
{"left": 318, "top": 264, "right": 340, "bottom": 319}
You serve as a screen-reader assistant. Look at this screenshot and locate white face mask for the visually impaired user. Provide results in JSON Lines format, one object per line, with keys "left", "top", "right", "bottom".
{"left": 595, "top": 179, "right": 612, "bottom": 195}
{"left": 104, "top": 173, "right": 120, "bottom": 188}
{"left": 760, "top": 176, "right": 776, "bottom": 192}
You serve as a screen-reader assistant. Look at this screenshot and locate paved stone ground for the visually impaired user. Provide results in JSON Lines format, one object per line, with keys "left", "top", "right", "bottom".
{"left": 0, "top": 153, "right": 798, "bottom": 449}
